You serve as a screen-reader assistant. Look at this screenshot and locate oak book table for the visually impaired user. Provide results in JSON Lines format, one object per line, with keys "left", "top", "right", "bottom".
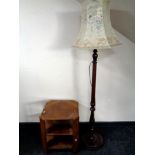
{"left": 40, "top": 100, "right": 79, "bottom": 153}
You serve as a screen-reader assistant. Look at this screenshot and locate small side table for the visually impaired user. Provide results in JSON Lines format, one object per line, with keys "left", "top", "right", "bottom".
{"left": 40, "top": 100, "right": 79, "bottom": 153}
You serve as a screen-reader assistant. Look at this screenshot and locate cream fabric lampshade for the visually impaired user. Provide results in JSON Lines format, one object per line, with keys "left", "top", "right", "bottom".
{"left": 74, "top": 0, "right": 120, "bottom": 49}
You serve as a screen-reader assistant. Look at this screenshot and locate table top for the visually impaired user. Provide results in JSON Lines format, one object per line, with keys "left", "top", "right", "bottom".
{"left": 40, "top": 100, "right": 79, "bottom": 120}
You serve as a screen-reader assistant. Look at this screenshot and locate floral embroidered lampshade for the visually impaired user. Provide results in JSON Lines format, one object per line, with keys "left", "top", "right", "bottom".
{"left": 74, "top": 0, "right": 120, "bottom": 49}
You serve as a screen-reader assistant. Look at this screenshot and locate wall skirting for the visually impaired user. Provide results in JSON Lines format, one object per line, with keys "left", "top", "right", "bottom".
{"left": 19, "top": 122, "right": 135, "bottom": 131}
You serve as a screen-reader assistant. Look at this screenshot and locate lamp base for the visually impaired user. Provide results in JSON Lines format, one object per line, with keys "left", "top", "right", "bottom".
{"left": 82, "top": 132, "right": 103, "bottom": 150}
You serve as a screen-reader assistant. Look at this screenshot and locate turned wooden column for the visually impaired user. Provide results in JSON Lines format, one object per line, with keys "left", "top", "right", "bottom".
{"left": 83, "top": 49, "right": 103, "bottom": 149}
{"left": 89, "top": 49, "right": 98, "bottom": 137}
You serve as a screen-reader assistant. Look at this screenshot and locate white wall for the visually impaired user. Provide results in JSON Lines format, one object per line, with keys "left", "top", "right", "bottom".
{"left": 19, "top": 0, "right": 135, "bottom": 122}
{"left": 111, "top": 0, "right": 135, "bottom": 42}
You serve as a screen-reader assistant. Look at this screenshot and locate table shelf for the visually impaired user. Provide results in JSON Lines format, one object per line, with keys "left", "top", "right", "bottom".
{"left": 47, "top": 125, "right": 73, "bottom": 136}
{"left": 47, "top": 135, "right": 73, "bottom": 149}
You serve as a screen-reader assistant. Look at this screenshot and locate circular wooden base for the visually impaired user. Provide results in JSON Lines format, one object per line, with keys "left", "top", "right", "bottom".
{"left": 82, "top": 132, "right": 103, "bottom": 150}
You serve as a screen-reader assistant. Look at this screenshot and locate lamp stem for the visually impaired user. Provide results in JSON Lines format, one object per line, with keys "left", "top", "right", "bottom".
{"left": 89, "top": 49, "right": 98, "bottom": 135}
{"left": 83, "top": 49, "right": 103, "bottom": 149}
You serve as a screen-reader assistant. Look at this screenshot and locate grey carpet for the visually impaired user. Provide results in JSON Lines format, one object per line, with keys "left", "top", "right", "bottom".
{"left": 19, "top": 122, "right": 135, "bottom": 155}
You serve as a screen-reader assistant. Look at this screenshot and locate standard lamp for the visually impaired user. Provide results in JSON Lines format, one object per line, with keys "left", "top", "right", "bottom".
{"left": 73, "top": 0, "right": 120, "bottom": 149}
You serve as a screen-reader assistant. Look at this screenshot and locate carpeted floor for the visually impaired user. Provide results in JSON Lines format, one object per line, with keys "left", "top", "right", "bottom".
{"left": 19, "top": 122, "right": 135, "bottom": 155}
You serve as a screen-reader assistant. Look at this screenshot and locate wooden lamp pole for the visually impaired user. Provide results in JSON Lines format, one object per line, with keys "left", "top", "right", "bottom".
{"left": 83, "top": 49, "right": 103, "bottom": 149}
